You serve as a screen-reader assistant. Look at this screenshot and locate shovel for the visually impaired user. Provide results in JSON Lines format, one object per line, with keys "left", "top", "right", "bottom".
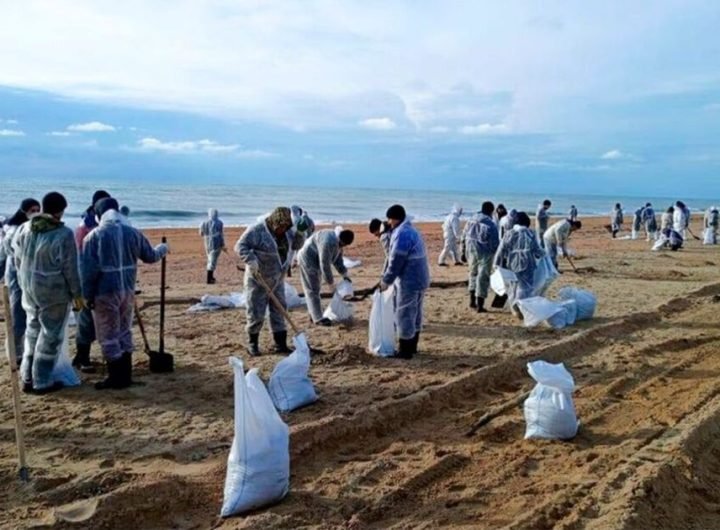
{"left": 147, "top": 236, "right": 174, "bottom": 373}
{"left": 2, "top": 286, "right": 29, "bottom": 482}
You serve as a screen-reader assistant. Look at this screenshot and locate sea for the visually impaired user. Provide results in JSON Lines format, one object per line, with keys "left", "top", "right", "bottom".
{"left": 1, "top": 179, "right": 716, "bottom": 229}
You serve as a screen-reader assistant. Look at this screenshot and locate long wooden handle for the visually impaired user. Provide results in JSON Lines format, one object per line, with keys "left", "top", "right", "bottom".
{"left": 3, "top": 286, "right": 29, "bottom": 481}
{"left": 253, "top": 272, "right": 302, "bottom": 336}
{"left": 159, "top": 236, "right": 167, "bottom": 353}
{"left": 133, "top": 301, "right": 152, "bottom": 353}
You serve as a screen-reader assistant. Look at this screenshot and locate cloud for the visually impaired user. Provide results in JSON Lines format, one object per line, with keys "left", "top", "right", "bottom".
{"left": 359, "top": 117, "right": 397, "bottom": 130}
{"left": 458, "top": 123, "right": 509, "bottom": 135}
{"left": 601, "top": 149, "right": 625, "bottom": 160}
{"left": 67, "top": 121, "right": 116, "bottom": 132}
{"left": 428, "top": 125, "right": 450, "bottom": 133}
{"left": 46, "top": 131, "right": 73, "bottom": 136}
{"left": 1, "top": 118, "right": 19, "bottom": 124}
{"left": 137, "top": 137, "right": 270, "bottom": 157}
{"left": 0, "top": 129, "right": 25, "bottom": 137}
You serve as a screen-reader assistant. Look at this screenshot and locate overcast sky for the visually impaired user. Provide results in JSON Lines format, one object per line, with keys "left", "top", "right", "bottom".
{"left": 1, "top": 0, "right": 719, "bottom": 195}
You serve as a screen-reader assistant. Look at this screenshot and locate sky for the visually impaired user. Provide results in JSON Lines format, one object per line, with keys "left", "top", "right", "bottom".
{"left": 0, "top": 0, "right": 719, "bottom": 196}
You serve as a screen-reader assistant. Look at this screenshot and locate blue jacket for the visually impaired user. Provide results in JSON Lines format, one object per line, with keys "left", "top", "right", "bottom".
{"left": 382, "top": 221, "right": 430, "bottom": 291}
{"left": 81, "top": 212, "right": 165, "bottom": 302}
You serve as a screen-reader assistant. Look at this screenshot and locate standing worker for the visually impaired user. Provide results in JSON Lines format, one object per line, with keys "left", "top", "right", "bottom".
{"left": 631, "top": 205, "right": 645, "bottom": 240}
{"left": 199, "top": 208, "right": 225, "bottom": 284}
{"left": 81, "top": 198, "right": 168, "bottom": 390}
{"left": 704, "top": 206, "right": 719, "bottom": 244}
{"left": 298, "top": 229, "right": 354, "bottom": 326}
{"left": 569, "top": 205, "right": 578, "bottom": 222}
{"left": 499, "top": 208, "right": 517, "bottom": 240}
{"left": 438, "top": 204, "right": 463, "bottom": 267}
{"left": 74, "top": 190, "right": 111, "bottom": 373}
{"left": 661, "top": 206, "right": 674, "bottom": 232}
{"left": 674, "top": 201, "right": 691, "bottom": 239}
{"left": 464, "top": 201, "right": 500, "bottom": 313}
{"left": 611, "top": 203, "right": 624, "bottom": 239}
{"left": 379, "top": 205, "right": 430, "bottom": 359}
{"left": 236, "top": 207, "right": 305, "bottom": 356}
{"left": 13, "top": 192, "right": 83, "bottom": 394}
{"left": 535, "top": 199, "right": 552, "bottom": 247}
{"left": 544, "top": 218, "right": 582, "bottom": 271}
{"left": 0, "top": 198, "right": 41, "bottom": 365}
{"left": 494, "top": 211, "right": 545, "bottom": 301}
{"left": 642, "top": 203, "right": 657, "bottom": 240}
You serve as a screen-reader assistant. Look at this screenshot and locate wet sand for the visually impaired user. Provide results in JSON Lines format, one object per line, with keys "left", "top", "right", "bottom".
{"left": 2, "top": 215, "right": 720, "bottom": 529}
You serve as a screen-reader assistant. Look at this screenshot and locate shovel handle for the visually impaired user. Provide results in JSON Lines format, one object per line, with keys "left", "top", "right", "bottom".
{"left": 134, "top": 301, "right": 152, "bottom": 353}
{"left": 159, "top": 236, "right": 167, "bottom": 353}
{"left": 3, "top": 286, "right": 29, "bottom": 481}
{"left": 253, "top": 272, "right": 302, "bottom": 336}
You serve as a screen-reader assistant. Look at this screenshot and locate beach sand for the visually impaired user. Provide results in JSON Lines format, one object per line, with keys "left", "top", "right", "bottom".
{"left": 1, "top": 215, "right": 720, "bottom": 529}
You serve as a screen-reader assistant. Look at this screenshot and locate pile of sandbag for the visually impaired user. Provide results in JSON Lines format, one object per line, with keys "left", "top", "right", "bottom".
{"left": 514, "top": 286, "right": 596, "bottom": 330}
{"left": 524, "top": 360, "right": 579, "bottom": 440}
{"left": 188, "top": 283, "right": 305, "bottom": 313}
{"left": 268, "top": 333, "right": 318, "bottom": 413}
{"left": 322, "top": 279, "right": 354, "bottom": 323}
{"left": 221, "top": 358, "right": 290, "bottom": 517}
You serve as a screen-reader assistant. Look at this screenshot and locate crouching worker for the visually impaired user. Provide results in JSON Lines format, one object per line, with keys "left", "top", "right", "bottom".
{"left": 379, "top": 205, "right": 430, "bottom": 359}
{"left": 13, "top": 192, "right": 83, "bottom": 394}
{"left": 236, "top": 207, "right": 305, "bottom": 356}
{"left": 298, "top": 228, "right": 354, "bottom": 326}
{"left": 544, "top": 218, "right": 582, "bottom": 271}
{"left": 81, "top": 198, "right": 168, "bottom": 389}
{"left": 494, "top": 212, "right": 544, "bottom": 301}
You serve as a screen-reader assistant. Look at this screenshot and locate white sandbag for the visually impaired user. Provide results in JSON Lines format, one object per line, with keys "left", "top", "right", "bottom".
{"left": 202, "top": 293, "right": 245, "bottom": 308}
{"left": 490, "top": 267, "right": 517, "bottom": 297}
{"left": 335, "top": 279, "right": 354, "bottom": 300}
{"left": 560, "top": 299, "right": 578, "bottom": 326}
{"left": 268, "top": 333, "right": 318, "bottom": 413}
{"left": 651, "top": 237, "right": 666, "bottom": 251}
{"left": 558, "top": 287, "right": 597, "bottom": 321}
{"left": 368, "top": 289, "right": 396, "bottom": 356}
{"left": 703, "top": 228, "right": 715, "bottom": 245}
{"left": 284, "top": 282, "right": 306, "bottom": 309}
{"left": 524, "top": 361, "right": 578, "bottom": 440}
{"left": 514, "top": 296, "right": 565, "bottom": 328}
{"left": 323, "top": 291, "right": 353, "bottom": 323}
{"left": 52, "top": 314, "right": 81, "bottom": 387}
{"left": 343, "top": 257, "right": 362, "bottom": 269}
{"left": 545, "top": 307, "right": 568, "bottom": 330}
{"left": 533, "top": 256, "right": 559, "bottom": 297}
{"left": 221, "top": 358, "right": 290, "bottom": 517}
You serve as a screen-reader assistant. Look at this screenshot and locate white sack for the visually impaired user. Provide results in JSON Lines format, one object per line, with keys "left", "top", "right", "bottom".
{"left": 52, "top": 313, "right": 81, "bottom": 387}
{"left": 221, "top": 358, "right": 290, "bottom": 517}
{"left": 558, "top": 287, "right": 597, "bottom": 321}
{"left": 368, "top": 289, "right": 396, "bottom": 356}
{"left": 323, "top": 291, "right": 353, "bottom": 323}
{"left": 343, "top": 257, "right": 362, "bottom": 269}
{"left": 268, "top": 333, "right": 318, "bottom": 413}
{"left": 524, "top": 360, "right": 578, "bottom": 440}
{"left": 490, "top": 268, "right": 517, "bottom": 297}
{"left": 514, "top": 297, "right": 565, "bottom": 328}
{"left": 533, "top": 256, "right": 559, "bottom": 297}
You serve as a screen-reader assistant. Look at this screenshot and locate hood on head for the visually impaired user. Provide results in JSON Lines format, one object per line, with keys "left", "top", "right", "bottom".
{"left": 209, "top": 208, "right": 218, "bottom": 220}
{"left": 31, "top": 214, "right": 63, "bottom": 233}
{"left": 451, "top": 204, "right": 462, "bottom": 216}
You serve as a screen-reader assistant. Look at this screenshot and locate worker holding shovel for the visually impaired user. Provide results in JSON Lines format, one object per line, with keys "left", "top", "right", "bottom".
{"left": 80, "top": 198, "right": 168, "bottom": 390}
{"left": 543, "top": 218, "right": 582, "bottom": 273}
{"left": 235, "top": 206, "right": 305, "bottom": 356}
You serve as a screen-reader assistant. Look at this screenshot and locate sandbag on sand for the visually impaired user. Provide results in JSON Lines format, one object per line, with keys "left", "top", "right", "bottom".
{"left": 514, "top": 296, "right": 565, "bottom": 328}
{"left": 524, "top": 360, "right": 578, "bottom": 440}
{"left": 189, "top": 283, "right": 305, "bottom": 313}
{"left": 268, "top": 333, "right": 318, "bottom": 413}
{"left": 558, "top": 287, "right": 597, "bottom": 321}
{"left": 221, "top": 358, "right": 290, "bottom": 517}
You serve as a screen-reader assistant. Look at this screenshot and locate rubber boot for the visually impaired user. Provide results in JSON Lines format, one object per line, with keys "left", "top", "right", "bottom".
{"left": 119, "top": 352, "right": 134, "bottom": 388}
{"left": 247, "top": 333, "right": 260, "bottom": 356}
{"left": 469, "top": 291, "right": 477, "bottom": 309}
{"left": 273, "top": 331, "right": 292, "bottom": 354}
{"left": 95, "top": 357, "right": 125, "bottom": 390}
{"left": 73, "top": 343, "right": 97, "bottom": 373}
{"left": 397, "top": 338, "right": 414, "bottom": 359}
{"left": 207, "top": 270, "right": 216, "bottom": 285}
{"left": 476, "top": 297, "right": 487, "bottom": 313}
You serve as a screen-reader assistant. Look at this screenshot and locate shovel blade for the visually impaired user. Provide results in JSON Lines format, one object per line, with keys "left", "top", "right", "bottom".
{"left": 148, "top": 350, "right": 174, "bottom": 373}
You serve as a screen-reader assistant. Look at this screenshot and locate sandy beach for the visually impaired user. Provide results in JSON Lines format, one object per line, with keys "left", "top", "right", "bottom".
{"left": 2, "top": 214, "right": 720, "bottom": 529}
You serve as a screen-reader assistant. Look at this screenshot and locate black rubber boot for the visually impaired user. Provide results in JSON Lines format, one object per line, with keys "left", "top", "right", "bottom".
{"left": 73, "top": 343, "right": 97, "bottom": 373}
{"left": 315, "top": 318, "right": 333, "bottom": 327}
{"left": 207, "top": 270, "right": 216, "bottom": 284}
{"left": 397, "top": 338, "right": 414, "bottom": 359}
{"left": 247, "top": 333, "right": 260, "bottom": 356}
{"left": 273, "top": 331, "right": 292, "bottom": 354}
{"left": 469, "top": 291, "right": 477, "bottom": 308}
{"left": 476, "top": 297, "right": 487, "bottom": 313}
{"left": 120, "top": 352, "right": 134, "bottom": 388}
{"left": 95, "top": 357, "right": 126, "bottom": 390}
